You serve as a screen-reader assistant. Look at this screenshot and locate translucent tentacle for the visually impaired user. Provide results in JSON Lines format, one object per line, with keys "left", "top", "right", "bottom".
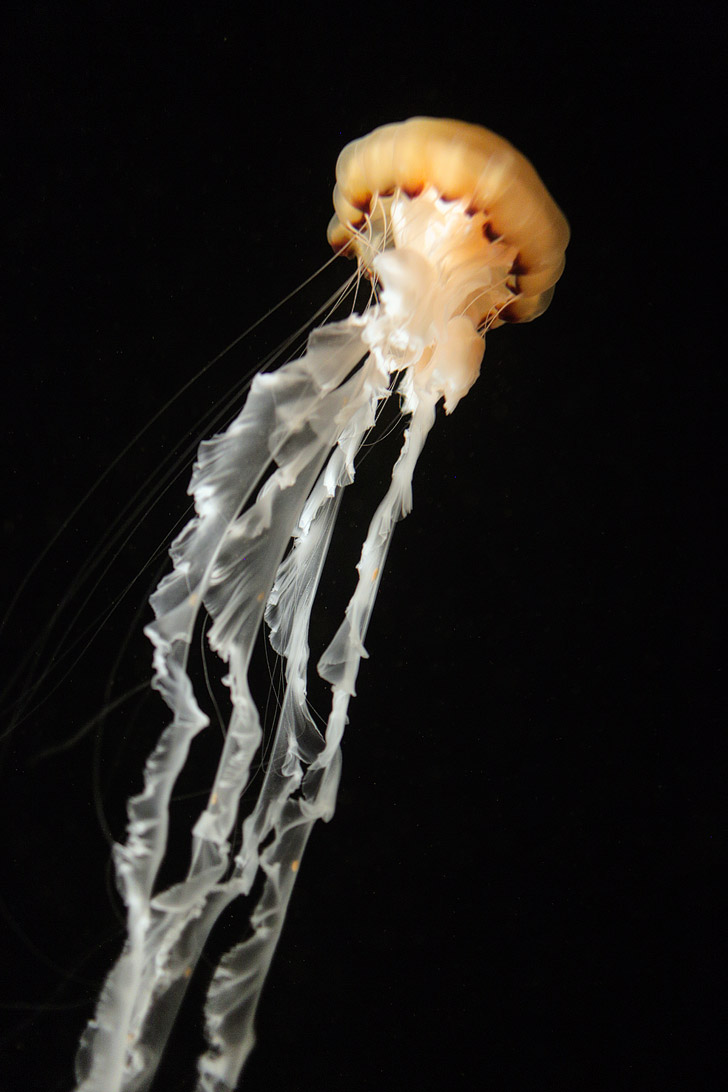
{"left": 74, "top": 188, "right": 495, "bottom": 1092}
{"left": 74, "top": 319, "right": 382, "bottom": 1092}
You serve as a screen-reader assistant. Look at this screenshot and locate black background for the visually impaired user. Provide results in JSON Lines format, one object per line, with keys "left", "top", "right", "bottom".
{"left": 0, "top": 4, "right": 723, "bottom": 1092}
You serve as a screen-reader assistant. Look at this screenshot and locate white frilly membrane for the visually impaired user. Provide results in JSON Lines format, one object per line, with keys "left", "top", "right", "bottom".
{"left": 74, "top": 190, "right": 517, "bottom": 1092}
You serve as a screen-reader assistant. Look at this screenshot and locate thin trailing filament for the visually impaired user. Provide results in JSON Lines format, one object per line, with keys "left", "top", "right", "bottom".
{"left": 73, "top": 119, "right": 568, "bottom": 1092}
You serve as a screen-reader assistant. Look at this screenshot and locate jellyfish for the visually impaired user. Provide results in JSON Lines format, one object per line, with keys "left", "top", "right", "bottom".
{"left": 73, "top": 117, "right": 569, "bottom": 1092}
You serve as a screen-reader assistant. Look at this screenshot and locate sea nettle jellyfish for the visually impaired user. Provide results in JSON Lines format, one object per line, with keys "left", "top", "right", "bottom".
{"left": 74, "top": 117, "right": 570, "bottom": 1092}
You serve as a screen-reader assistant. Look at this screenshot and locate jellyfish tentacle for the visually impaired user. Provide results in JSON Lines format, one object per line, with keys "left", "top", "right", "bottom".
{"left": 74, "top": 320, "right": 383, "bottom": 1092}
{"left": 77, "top": 189, "right": 518, "bottom": 1092}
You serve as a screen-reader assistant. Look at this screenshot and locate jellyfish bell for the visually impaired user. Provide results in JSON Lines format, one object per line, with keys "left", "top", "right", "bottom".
{"left": 328, "top": 117, "right": 569, "bottom": 321}
{"left": 72, "top": 118, "right": 569, "bottom": 1092}
{"left": 329, "top": 118, "right": 568, "bottom": 416}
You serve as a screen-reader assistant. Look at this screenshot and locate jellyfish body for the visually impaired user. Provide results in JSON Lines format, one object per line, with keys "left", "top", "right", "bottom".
{"left": 74, "top": 118, "right": 569, "bottom": 1092}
